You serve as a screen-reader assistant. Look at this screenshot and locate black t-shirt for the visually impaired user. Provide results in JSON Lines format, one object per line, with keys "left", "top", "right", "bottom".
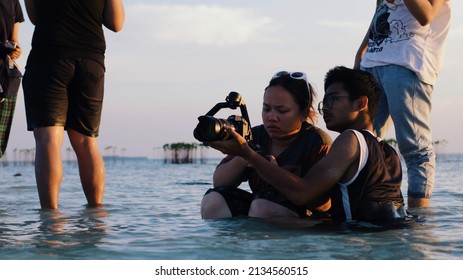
{"left": 248, "top": 122, "right": 332, "bottom": 210}
{"left": 247, "top": 122, "right": 332, "bottom": 194}
{"left": 0, "top": 0, "right": 24, "bottom": 57}
{"left": 216, "top": 122, "right": 333, "bottom": 214}
{"left": 27, "top": 0, "right": 106, "bottom": 66}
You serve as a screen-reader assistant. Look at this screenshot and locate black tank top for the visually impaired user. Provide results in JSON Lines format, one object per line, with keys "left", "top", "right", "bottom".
{"left": 329, "top": 130, "right": 405, "bottom": 222}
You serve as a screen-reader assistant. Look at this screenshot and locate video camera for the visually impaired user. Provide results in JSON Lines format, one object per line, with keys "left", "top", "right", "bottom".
{"left": 193, "top": 91, "right": 253, "bottom": 143}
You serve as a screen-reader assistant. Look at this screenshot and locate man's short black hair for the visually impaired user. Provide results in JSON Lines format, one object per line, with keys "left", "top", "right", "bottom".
{"left": 324, "top": 66, "right": 382, "bottom": 118}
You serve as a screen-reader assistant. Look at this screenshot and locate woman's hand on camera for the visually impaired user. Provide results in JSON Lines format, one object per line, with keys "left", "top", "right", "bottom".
{"left": 208, "top": 125, "right": 252, "bottom": 158}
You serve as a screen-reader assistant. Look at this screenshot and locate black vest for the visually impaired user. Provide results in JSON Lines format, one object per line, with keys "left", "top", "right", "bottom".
{"left": 329, "top": 130, "right": 405, "bottom": 221}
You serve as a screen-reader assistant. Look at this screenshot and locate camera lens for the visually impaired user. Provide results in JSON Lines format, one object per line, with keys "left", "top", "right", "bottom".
{"left": 193, "top": 116, "right": 232, "bottom": 142}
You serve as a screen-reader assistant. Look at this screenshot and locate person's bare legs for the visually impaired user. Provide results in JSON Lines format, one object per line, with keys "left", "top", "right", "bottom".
{"left": 200, "top": 192, "right": 232, "bottom": 219}
{"left": 34, "top": 127, "right": 65, "bottom": 209}
{"left": 408, "top": 197, "right": 430, "bottom": 208}
{"left": 249, "top": 198, "right": 299, "bottom": 218}
{"left": 68, "top": 129, "right": 105, "bottom": 207}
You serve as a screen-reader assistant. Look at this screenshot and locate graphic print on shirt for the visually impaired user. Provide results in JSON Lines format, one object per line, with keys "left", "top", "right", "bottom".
{"left": 368, "top": 0, "right": 413, "bottom": 53}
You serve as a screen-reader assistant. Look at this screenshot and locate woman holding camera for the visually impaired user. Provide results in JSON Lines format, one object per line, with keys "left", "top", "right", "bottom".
{"left": 201, "top": 71, "right": 333, "bottom": 219}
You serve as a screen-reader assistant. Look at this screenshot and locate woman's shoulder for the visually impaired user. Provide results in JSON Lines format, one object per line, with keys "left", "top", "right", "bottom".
{"left": 251, "top": 124, "right": 267, "bottom": 139}
{"left": 301, "top": 122, "right": 333, "bottom": 145}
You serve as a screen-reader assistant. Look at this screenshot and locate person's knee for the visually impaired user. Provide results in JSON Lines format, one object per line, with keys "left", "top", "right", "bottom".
{"left": 68, "top": 129, "right": 100, "bottom": 154}
{"left": 69, "top": 129, "right": 92, "bottom": 144}
{"left": 34, "top": 127, "right": 64, "bottom": 148}
{"left": 249, "top": 199, "right": 275, "bottom": 218}
{"left": 249, "top": 199, "right": 298, "bottom": 218}
{"left": 200, "top": 192, "right": 232, "bottom": 219}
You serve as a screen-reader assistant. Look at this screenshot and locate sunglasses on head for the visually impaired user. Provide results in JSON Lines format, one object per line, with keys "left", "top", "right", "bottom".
{"left": 272, "top": 71, "right": 308, "bottom": 82}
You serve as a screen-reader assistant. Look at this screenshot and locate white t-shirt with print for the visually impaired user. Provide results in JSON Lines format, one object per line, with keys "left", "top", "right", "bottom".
{"left": 360, "top": 0, "right": 451, "bottom": 85}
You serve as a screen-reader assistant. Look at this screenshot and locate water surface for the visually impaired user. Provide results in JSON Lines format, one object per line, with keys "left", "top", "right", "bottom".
{"left": 1, "top": 155, "right": 462, "bottom": 259}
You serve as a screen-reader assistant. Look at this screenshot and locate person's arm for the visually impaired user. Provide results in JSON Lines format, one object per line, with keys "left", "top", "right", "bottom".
{"left": 10, "top": 22, "right": 19, "bottom": 43}
{"left": 353, "top": 1, "right": 380, "bottom": 70}
{"left": 403, "top": 0, "right": 446, "bottom": 26}
{"left": 354, "top": 26, "right": 370, "bottom": 70}
{"left": 210, "top": 127, "right": 360, "bottom": 206}
{"left": 212, "top": 155, "right": 250, "bottom": 188}
{"left": 24, "top": 0, "right": 37, "bottom": 25}
{"left": 103, "top": 0, "right": 125, "bottom": 32}
{"left": 354, "top": 1, "right": 380, "bottom": 70}
{"left": 8, "top": 22, "right": 22, "bottom": 60}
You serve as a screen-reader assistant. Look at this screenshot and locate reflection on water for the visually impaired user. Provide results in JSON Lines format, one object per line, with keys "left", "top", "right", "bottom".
{"left": 31, "top": 208, "right": 109, "bottom": 259}
{"left": 1, "top": 156, "right": 463, "bottom": 259}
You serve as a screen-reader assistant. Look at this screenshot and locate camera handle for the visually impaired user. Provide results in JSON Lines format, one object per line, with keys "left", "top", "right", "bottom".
{"left": 205, "top": 91, "right": 244, "bottom": 114}
{"left": 204, "top": 92, "right": 255, "bottom": 145}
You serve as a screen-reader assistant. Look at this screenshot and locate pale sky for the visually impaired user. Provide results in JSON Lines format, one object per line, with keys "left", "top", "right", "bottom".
{"left": 6, "top": 0, "right": 463, "bottom": 158}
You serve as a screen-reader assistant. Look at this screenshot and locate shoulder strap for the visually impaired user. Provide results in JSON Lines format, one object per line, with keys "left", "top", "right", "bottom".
{"left": 338, "top": 129, "right": 369, "bottom": 221}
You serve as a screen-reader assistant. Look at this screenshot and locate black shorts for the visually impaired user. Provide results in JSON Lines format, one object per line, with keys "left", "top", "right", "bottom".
{"left": 23, "top": 58, "right": 105, "bottom": 137}
{"left": 205, "top": 187, "right": 308, "bottom": 217}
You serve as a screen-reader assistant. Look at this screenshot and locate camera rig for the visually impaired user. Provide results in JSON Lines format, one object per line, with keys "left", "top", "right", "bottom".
{"left": 193, "top": 91, "right": 254, "bottom": 144}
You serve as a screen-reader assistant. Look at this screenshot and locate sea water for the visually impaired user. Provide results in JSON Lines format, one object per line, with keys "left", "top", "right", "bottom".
{"left": 0, "top": 155, "right": 462, "bottom": 260}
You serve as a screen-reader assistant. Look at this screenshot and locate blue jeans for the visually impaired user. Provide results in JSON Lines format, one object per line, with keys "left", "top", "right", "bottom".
{"left": 362, "top": 65, "right": 435, "bottom": 199}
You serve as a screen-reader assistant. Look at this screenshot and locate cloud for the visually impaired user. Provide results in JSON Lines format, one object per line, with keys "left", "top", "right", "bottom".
{"left": 317, "top": 20, "right": 364, "bottom": 30}
{"left": 127, "top": 4, "right": 275, "bottom": 46}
